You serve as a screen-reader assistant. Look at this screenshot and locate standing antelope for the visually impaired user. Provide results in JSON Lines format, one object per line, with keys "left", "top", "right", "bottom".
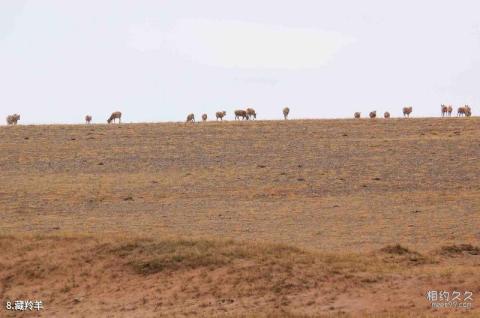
{"left": 354, "top": 112, "right": 361, "bottom": 119}
{"left": 403, "top": 106, "right": 413, "bottom": 118}
{"left": 186, "top": 113, "right": 195, "bottom": 124}
{"left": 246, "top": 108, "right": 256, "bottom": 119}
{"left": 457, "top": 106, "right": 466, "bottom": 117}
{"left": 465, "top": 105, "right": 472, "bottom": 117}
{"left": 234, "top": 110, "right": 249, "bottom": 120}
{"left": 441, "top": 104, "right": 448, "bottom": 117}
{"left": 283, "top": 107, "right": 290, "bottom": 120}
{"left": 202, "top": 114, "right": 207, "bottom": 122}
{"left": 447, "top": 105, "right": 453, "bottom": 117}
{"left": 107, "top": 111, "right": 122, "bottom": 124}
{"left": 6, "top": 114, "right": 20, "bottom": 125}
{"left": 216, "top": 111, "right": 226, "bottom": 121}
{"left": 384, "top": 112, "right": 390, "bottom": 118}
{"left": 85, "top": 115, "right": 92, "bottom": 124}
{"left": 369, "top": 111, "right": 376, "bottom": 118}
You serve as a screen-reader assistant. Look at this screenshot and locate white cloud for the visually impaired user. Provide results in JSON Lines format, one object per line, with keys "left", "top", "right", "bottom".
{"left": 128, "top": 19, "right": 356, "bottom": 69}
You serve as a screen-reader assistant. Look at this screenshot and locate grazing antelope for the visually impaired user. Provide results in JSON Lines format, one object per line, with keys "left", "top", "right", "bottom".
{"left": 283, "top": 107, "right": 290, "bottom": 120}
{"left": 85, "top": 115, "right": 92, "bottom": 124}
{"left": 202, "top": 114, "right": 207, "bottom": 122}
{"left": 6, "top": 114, "right": 20, "bottom": 125}
{"left": 234, "top": 110, "right": 249, "bottom": 120}
{"left": 402, "top": 106, "right": 413, "bottom": 117}
{"left": 457, "top": 106, "right": 466, "bottom": 117}
{"left": 246, "top": 108, "right": 256, "bottom": 119}
{"left": 354, "top": 112, "right": 361, "bottom": 119}
{"left": 441, "top": 104, "right": 448, "bottom": 117}
{"left": 465, "top": 105, "right": 472, "bottom": 117}
{"left": 186, "top": 113, "right": 195, "bottom": 124}
{"left": 107, "top": 111, "right": 122, "bottom": 124}
{"left": 216, "top": 111, "right": 226, "bottom": 121}
{"left": 369, "top": 111, "right": 376, "bottom": 118}
{"left": 447, "top": 105, "right": 453, "bottom": 117}
{"left": 384, "top": 112, "right": 390, "bottom": 119}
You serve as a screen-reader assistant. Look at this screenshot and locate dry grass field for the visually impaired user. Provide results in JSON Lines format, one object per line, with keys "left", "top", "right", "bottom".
{"left": 1, "top": 118, "right": 479, "bottom": 317}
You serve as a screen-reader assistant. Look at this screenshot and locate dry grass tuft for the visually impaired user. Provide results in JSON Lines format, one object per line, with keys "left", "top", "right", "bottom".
{"left": 379, "top": 244, "right": 430, "bottom": 265}
{"left": 380, "top": 244, "right": 412, "bottom": 255}
{"left": 438, "top": 244, "right": 480, "bottom": 256}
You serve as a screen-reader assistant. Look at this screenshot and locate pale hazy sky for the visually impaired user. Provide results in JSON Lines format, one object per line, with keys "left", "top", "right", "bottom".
{"left": 1, "top": 1, "right": 480, "bottom": 123}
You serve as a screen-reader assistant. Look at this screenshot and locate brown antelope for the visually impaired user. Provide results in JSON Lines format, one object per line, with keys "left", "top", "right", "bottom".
{"left": 441, "top": 104, "right": 448, "bottom": 117}
{"left": 465, "top": 105, "right": 472, "bottom": 117}
{"left": 202, "top": 114, "right": 207, "bottom": 122}
{"left": 85, "top": 115, "right": 92, "bottom": 124}
{"left": 384, "top": 112, "right": 390, "bottom": 118}
{"left": 447, "top": 105, "right": 453, "bottom": 117}
{"left": 354, "top": 112, "right": 361, "bottom": 119}
{"left": 283, "top": 107, "right": 290, "bottom": 120}
{"left": 186, "top": 113, "right": 195, "bottom": 124}
{"left": 107, "top": 111, "right": 122, "bottom": 124}
{"left": 234, "top": 110, "right": 249, "bottom": 120}
{"left": 457, "top": 106, "right": 466, "bottom": 117}
{"left": 402, "top": 106, "right": 413, "bottom": 117}
{"left": 6, "top": 114, "right": 20, "bottom": 125}
{"left": 216, "top": 111, "right": 226, "bottom": 121}
{"left": 246, "top": 108, "right": 256, "bottom": 119}
{"left": 369, "top": 111, "right": 376, "bottom": 118}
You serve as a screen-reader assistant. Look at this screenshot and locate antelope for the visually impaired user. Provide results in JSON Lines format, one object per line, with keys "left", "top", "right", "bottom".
{"left": 283, "top": 107, "right": 290, "bottom": 120}
{"left": 234, "top": 110, "right": 249, "bottom": 120}
{"left": 403, "top": 106, "right": 413, "bottom": 118}
{"left": 107, "top": 111, "right": 122, "bottom": 124}
{"left": 6, "top": 114, "right": 20, "bottom": 125}
{"left": 447, "top": 105, "right": 453, "bottom": 117}
{"left": 457, "top": 106, "right": 466, "bottom": 117}
{"left": 441, "top": 104, "right": 448, "bottom": 117}
{"left": 465, "top": 105, "right": 472, "bottom": 117}
{"left": 186, "top": 113, "right": 195, "bottom": 124}
{"left": 246, "top": 108, "right": 256, "bottom": 119}
{"left": 384, "top": 112, "right": 390, "bottom": 118}
{"left": 216, "top": 111, "right": 226, "bottom": 121}
{"left": 369, "top": 111, "right": 376, "bottom": 118}
{"left": 202, "top": 114, "right": 207, "bottom": 122}
{"left": 354, "top": 112, "right": 361, "bottom": 119}
{"left": 85, "top": 115, "right": 92, "bottom": 124}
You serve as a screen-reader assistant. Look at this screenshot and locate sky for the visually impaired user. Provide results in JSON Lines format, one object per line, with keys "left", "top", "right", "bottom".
{"left": 1, "top": 0, "right": 480, "bottom": 124}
